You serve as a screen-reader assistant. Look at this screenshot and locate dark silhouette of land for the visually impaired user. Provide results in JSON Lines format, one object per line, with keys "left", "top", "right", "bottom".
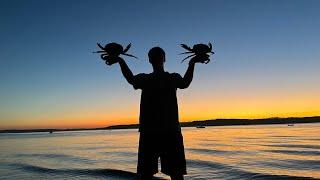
{"left": 100, "top": 116, "right": 320, "bottom": 129}
{"left": 1, "top": 116, "right": 319, "bottom": 134}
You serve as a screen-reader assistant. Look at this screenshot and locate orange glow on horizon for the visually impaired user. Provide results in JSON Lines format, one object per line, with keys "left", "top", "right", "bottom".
{"left": 1, "top": 90, "right": 319, "bottom": 130}
{"left": 1, "top": 109, "right": 319, "bottom": 130}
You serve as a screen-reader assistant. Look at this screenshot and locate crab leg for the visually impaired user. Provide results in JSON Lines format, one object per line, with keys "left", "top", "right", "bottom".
{"left": 123, "top": 53, "right": 138, "bottom": 59}
{"left": 123, "top": 43, "right": 132, "bottom": 53}
{"left": 97, "top": 43, "right": 105, "bottom": 50}
{"left": 181, "top": 54, "right": 196, "bottom": 63}
{"left": 179, "top": 52, "right": 193, "bottom": 55}
{"left": 93, "top": 50, "right": 105, "bottom": 53}
{"left": 180, "top": 44, "right": 193, "bottom": 51}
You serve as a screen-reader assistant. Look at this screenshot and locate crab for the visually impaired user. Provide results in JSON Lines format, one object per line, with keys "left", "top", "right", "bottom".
{"left": 93, "top": 42, "right": 137, "bottom": 65}
{"left": 180, "top": 43, "right": 214, "bottom": 64}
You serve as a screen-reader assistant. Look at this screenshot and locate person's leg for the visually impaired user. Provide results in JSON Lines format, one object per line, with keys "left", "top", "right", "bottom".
{"left": 170, "top": 174, "right": 184, "bottom": 180}
{"left": 137, "top": 133, "right": 159, "bottom": 179}
{"left": 160, "top": 132, "right": 187, "bottom": 178}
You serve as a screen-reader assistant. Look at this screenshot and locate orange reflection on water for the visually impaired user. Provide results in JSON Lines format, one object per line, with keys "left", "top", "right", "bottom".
{"left": 182, "top": 124, "right": 320, "bottom": 178}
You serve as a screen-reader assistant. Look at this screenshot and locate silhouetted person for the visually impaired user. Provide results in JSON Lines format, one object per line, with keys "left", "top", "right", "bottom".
{"left": 108, "top": 47, "right": 207, "bottom": 180}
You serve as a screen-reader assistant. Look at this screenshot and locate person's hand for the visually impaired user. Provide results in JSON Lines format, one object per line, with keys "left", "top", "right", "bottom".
{"left": 103, "top": 56, "right": 124, "bottom": 66}
{"left": 189, "top": 54, "right": 210, "bottom": 65}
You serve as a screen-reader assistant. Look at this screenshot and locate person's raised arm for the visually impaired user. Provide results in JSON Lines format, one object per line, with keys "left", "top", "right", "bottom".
{"left": 181, "top": 54, "right": 209, "bottom": 88}
{"left": 109, "top": 57, "right": 134, "bottom": 85}
{"left": 118, "top": 58, "right": 134, "bottom": 85}
{"left": 181, "top": 60, "right": 196, "bottom": 89}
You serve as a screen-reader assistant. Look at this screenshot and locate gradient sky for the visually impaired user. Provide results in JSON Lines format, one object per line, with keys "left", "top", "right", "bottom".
{"left": 1, "top": 0, "right": 320, "bottom": 129}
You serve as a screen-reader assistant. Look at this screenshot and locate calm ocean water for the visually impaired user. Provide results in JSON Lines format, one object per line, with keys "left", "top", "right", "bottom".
{"left": 0, "top": 123, "right": 319, "bottom": 179}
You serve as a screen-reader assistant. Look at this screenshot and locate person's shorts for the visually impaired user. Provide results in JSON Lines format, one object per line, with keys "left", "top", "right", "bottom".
{"left": 137, "top": 131, "right": 187, "bottom": 176}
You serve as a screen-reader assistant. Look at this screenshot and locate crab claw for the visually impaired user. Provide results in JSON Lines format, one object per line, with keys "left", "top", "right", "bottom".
{"left": 97, "top": 43, "right": 105, "bottom": 50}
{"left": 100, "top": 53, "right": 109, "bottom": 60}
{"left": 123, "top": 43, "right": 132, "bottom": 53}
{"left": 208, "top": 42, "right": 215, "bottom": 54}
{"left": 181, "top": 44, "right": 193, "bottom": 51}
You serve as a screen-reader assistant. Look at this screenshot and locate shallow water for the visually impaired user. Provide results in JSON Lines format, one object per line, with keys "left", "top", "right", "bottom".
{"left": 0, "top": 123, "right": 319, "bottom": 179}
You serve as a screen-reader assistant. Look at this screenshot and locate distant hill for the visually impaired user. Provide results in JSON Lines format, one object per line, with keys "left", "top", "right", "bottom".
{"left": 106, "top": 116, "right": 320, "bottom": 129}
{"left": 1, "top": 116, "right": 319, "bottom": 134}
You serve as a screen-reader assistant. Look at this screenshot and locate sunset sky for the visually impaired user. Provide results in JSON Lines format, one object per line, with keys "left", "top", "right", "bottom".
{"left": 1, "top": 0, "right": 320, "bottom": 129}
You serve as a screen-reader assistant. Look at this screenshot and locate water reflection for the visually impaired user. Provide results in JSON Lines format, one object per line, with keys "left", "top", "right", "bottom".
{"left": 0, "top": 124, "right": 319, "bottom": 179}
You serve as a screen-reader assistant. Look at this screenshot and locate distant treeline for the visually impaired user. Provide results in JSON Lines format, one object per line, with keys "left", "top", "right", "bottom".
{"left": 106, "top": 116, "right": 320, "bottom": 129}
{"left": 1, "top": 116, "right": 320, "bottom": 133}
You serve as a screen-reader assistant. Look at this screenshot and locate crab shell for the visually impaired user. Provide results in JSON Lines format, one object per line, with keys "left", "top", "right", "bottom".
{"left": 192, "top": 44, "right": 212, "bottom": 55}
{"left": 103, "top": 43, "right": 124, "bottom": 56}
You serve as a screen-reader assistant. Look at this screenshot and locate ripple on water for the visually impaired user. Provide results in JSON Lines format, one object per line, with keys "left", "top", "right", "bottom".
{"left": 264, "top": 144, "right": 320, "bottom": 150}
{"left": 258, "top": 159, "right": 320, "bottom": 171}
{"left": 100, "top": 151, "right": 137, "bottom": 157}
{"left": 5, "top": 163, "right": 165, "bottom": 179}
{"left": 15, "top": 153, "right": 97, "bottom": 164}
{"left": 186, "top": 148, "right": 240, "bottom": 155}
{"left": 264, "top": 149, "right": 320, "bottom": 156}
{"left": 187, "top": 159, "right": 315, "bottom": 179}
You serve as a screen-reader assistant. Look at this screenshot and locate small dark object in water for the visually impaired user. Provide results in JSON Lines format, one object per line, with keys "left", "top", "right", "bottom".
{"left": 49, "top": 130, "right": 53, "bottom": 133}
{"left": 196, "top": 126, "right": 205, "bottom": 128}
{"left": 93, "top": 42, "right": 137, "bottom": 65}
{"left": 180, "top": 43, "right": 214, "bottom": 63}
{"left": 288, "top": 124, "right": 294, "bottom": 126}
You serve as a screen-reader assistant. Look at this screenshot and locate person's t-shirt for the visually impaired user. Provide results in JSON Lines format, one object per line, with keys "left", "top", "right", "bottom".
{"left": 132, "top": 71, "right": 185, "bottom": 132}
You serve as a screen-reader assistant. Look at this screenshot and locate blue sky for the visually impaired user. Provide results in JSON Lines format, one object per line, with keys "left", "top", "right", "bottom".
{"left": 1, "top": 0, "right": 320, "bottom": 129}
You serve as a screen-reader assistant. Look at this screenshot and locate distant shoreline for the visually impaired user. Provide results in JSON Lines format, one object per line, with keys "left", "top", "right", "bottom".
{"left": 1, "top": 116, "right": 320, "bottom": 134}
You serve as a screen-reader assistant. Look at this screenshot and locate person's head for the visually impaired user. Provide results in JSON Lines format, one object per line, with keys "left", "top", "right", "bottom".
{"left": 148, "top": 47, "right": 165, "bottom": 68}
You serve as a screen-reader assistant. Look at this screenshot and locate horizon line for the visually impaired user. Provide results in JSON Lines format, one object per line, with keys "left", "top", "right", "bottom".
{"left": 1, "top": 115, "right": 319, "bottom": 131}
